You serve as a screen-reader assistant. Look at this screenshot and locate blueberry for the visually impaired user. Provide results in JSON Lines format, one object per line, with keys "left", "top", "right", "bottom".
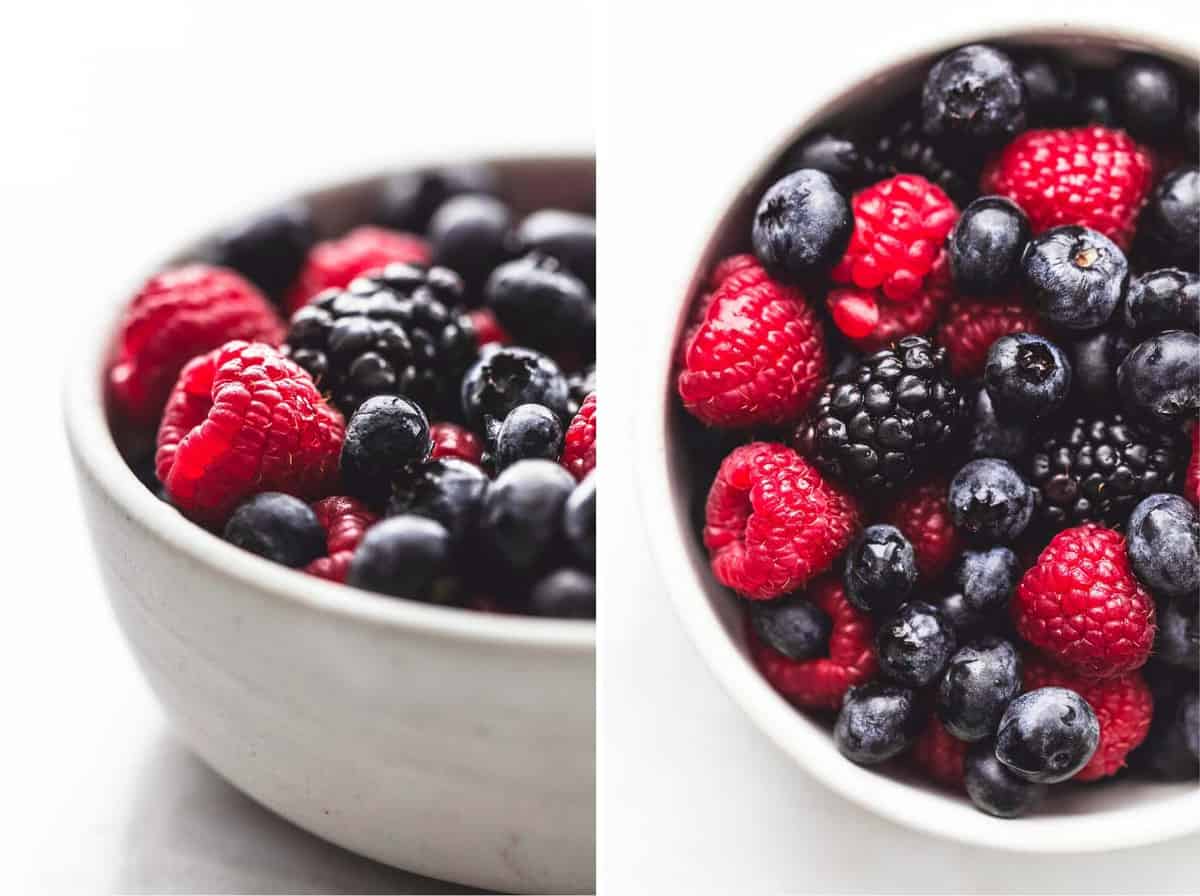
{"left": 492, "top": 403, "right": 564, "bottom": 472}
{"left": 965, "top": 740, "right": 1047, "bottom": 818}
{"left": 1113, "top": 55, "right": 1181, "bottom": 142}
{"left": 1185, "top": 104, "right": 1199, "bottom": 157}
{"left": 388, "top": 458, "right": 488, "bottom": 548}
{"left": 1130, "top": 691, "right": 1200, "bottom": 780}
{"left": 1067, "top": 326, "right": 1134, "bottom": 404}
{"left": 948, "top": 458, "right": 1034, "bottom": 542}
{"left": 750, "top": 595, "right": 832, "bottom": 660}
{"left": 461, "top": 346, "right": 570, "bottom": 436}
{"left": 1184, "top": 692, "right": 1199, "bottom": 762}
{"left": 1136, "top": 166, "right": 1200, "bottom": 270}
{"left": 484, "top": 253, "right": 594, "bottom": 357}
{"left": 1142, "top": 659, "right": 1193, "bottom": 705}
{"left": 995, "top": 687, "right": 1099, "bottom": 783}
{"left": 936, "top": 592, "right": 990, "bottom": 641}
{"left": 968, "top": 387, "right": 1027, "bottom": 461}
{"left": 515, "top": 209, "right": 596, "bottom": 290}
{"left": 948, "top": 196, "right": 1029, "bottom": 295}
{"left": 834, "top": 682, "right": 923, "bottom": 765}
{"left": 564, "top": 472, "right": 596, "bottom": 569}
{"left": 937, "top": 637, "right": 1022, "bottom": 742}
{"left": 223, "top": 492, "right": 326, "bottom": 568}
{"left": 375, "top": 163, "right": 499, "bottom": 233}
{"left": 528, "top": 568, "right": 595, "bottom": 619}
{"left": 1021, "top": 226, "right": 1127, "bottom": 330}
{"left": 429, "top": 194, "right": 513, "bottom": 295}
{"left": 953, "top": 546, "right": 1019, "bottom": 615}
{"left": 1124, "top": 269, "right": 1200, "bottom": 334}
{"left": 1017, "top": 54, "right": 1076, "bottom": 125}
{"left": 778, "top": 132, "right": 870, "bottom": 189}
{"left": 1116, "top": 330, "right": 1200, "bottom": 428}
{"left": 1075, "top": 71, "right": 1115, "bottom": 125}
{"left": 984, "top": 333, "right": 1071, "bottom": 422}
{"left": 842, "top": 524, "right": 917, "bottom": 614}
{"left": 340, "top": 395, "right": 431, "bottom": 504}
{"left": 211, "top": 201, "right": 314, "bottom": 300}
{"left": 876, "top": 601, "right": 956, "bottom": 688}
{"left": 1155, "top": 597, "right": 1199, "bottom": 671}
{"left": 479, "top": 459, "right": 575, "bottom": 572}
{"left": 347, "top": 515, "right": 453, "bottom": 602}
{"left": 921, "top": 44, "right": 1027, "bottom": 145}
{"left": 1126, "top": 493, "right": 1199, "bottom": 601}
{"left": 751, "top": 169, "right": 852, "bottom": 281}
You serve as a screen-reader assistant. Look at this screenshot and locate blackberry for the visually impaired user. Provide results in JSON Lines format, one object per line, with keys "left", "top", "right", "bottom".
{"left": 870, "top": 119, "right": 978, "bottom": 206}
{"left": 284, "top": 263, "right": 477, "bottom": 418}
{"left": 1025, "top": 413, "right": 1187, "bottom": 531}
{"left": 795, "top": 336, "right": 966, "bottom": 495}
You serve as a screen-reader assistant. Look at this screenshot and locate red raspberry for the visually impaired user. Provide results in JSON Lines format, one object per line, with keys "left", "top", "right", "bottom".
{"left": 1186, "top": 424, "right": 1199, "bottom": 507}
{"left": 429, "top": 422, "right": 484, "bottom": 466}
{"left": 884, "top": 476, "right": 961, "bottom": 582}
{"left": 911, "top": 717, "right": 967, "bottom": 790}
{"left": 831, "top": 174, "right": 958, "bottom": 303}
{"left": 937, "top": 294, "right": 1045, "bottom": 378}
{"left": 709, "top": 252, "right": 759, "bottom": 286}
{"left": 156, "top": 341, "right": 345, "bottom": 527}
{"left": 704, "top": 442, "right": 860, "bottom": 599}
{"left": 303, "top": 495, "right": 377, "bottom": 583}
{"left": 676, "top": 254, "right": 759, "bottom": 367}
{"left": 108, "top": 265, "right": 284, "bottom": 426}
{"left": 678, "top": 258, "right": 827, "bottom": 428}
{"left": 562, "top": 392, "right": 597, "bottom": 481}
{"left": 980, "top": 126, "right": 1155, "bottom": 249}
{"left": 1013, "top": 524, "right": 1156, "bottom": 679}
{"left": 1022, "top": 653, "right": 1153, "bottom": 781}
{"left": 311, "top": 495, "right": 377, "bottom": 554}
{"left": 826, "top": 253, "right": 954, "bottom": 352}
{"left": 284, "top": 226, "right": 430, "bottom": 314}
{"left": 748, "top": 576, "right": 876, "bottom": 710}
{"left": 467, "top": 308, "right": 511, "bottom": 349}
{"left": 305, "top": 552, "right": 353, "bottom": 583}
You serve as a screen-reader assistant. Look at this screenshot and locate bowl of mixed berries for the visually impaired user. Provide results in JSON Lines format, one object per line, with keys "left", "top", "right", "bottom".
{"left": 65, "top": 158, "right": 596, "bottom": 893}
{"left": 647, "top": 31, "right": 1198, "bottom": 850}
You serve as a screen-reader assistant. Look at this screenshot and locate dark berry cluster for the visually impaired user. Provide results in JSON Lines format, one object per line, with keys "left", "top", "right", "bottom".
{"left": 110, "top": 162, "right": 596, "bottom": 619}
{"left": 679, "top": 42, "right": 1198, "bottom": 820}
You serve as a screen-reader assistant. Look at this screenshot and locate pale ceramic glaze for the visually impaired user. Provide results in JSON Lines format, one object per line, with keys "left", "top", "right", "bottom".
{"left": 638, "top": 27, "right": 1200, "bottom": 852}
{"left": 65, "top": 158, "right": 595, "bottom": 894}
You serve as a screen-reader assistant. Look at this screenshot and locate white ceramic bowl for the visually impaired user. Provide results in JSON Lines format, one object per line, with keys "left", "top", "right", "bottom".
{"left": 65, "top": 158, "right": 595, "bottom": 895}
{"left": 639, "top": 28, "right": 1200, "bottom": 853}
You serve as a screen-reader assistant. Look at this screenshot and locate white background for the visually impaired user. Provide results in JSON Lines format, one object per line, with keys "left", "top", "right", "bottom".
{"left": 0, "top": 2, "right": 589, "bottom": 892}
{"left": 599, "top": 0, "right": 1199, "bottom": 893}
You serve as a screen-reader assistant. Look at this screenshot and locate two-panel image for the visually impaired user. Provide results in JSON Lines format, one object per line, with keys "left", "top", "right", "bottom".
{"left": 8, "top": 0, "right": 1198, "bottom": 893}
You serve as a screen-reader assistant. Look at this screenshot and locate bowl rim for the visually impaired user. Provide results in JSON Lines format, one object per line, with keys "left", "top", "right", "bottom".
{"left": 64, "top": 159, "right": 595, "bottom": 654}
{"left": 636, "top": 22, "right": 1200, "bottom": 852}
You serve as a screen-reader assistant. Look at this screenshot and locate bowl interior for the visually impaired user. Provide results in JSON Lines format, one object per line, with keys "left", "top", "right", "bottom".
{"left": 655, "top": 29, "right": 1200, "bottom": 851}
{"left": 71, "top": 156, "right": 597, "bottom": 648}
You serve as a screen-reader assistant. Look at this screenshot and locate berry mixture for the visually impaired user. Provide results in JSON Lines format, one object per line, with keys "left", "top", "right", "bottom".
{"left": 675, "top": 43, "right": 1198, "bottom": 818}
{"left": 110, "top": 164, "right": 596, "bottom": 619}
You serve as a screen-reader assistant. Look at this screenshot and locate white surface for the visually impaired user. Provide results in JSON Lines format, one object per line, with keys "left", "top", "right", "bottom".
{"left": 599, "top": 0, "right": 1199, "bottom": 891}
{"left": 0, "top": 2, "right": 590, "bottom": 893}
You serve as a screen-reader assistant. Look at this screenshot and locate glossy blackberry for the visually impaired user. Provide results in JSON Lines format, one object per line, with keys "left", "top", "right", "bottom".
{"left": 1025, "top": 413, "right": 1187, "bottom": 531}
{"left": 870, "top": 119, "right": 978, "bottom": 206}
{"left": 795, "top": 336, "right": 966, "bottom": 496}
{"left": 284, "top": 263, "right": 477, "bottom": 418}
